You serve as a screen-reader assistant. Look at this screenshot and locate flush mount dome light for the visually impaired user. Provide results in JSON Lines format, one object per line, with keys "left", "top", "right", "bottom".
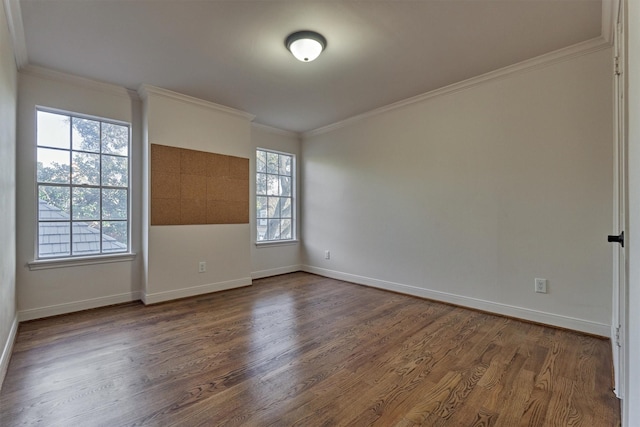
{"left": 285, "top": 30, "right": 327, "bottom": 62}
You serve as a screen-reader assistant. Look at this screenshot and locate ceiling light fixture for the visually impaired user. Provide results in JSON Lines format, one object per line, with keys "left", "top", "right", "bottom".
{"left": 285, "top": 31, "right": 327, "bottom": 62}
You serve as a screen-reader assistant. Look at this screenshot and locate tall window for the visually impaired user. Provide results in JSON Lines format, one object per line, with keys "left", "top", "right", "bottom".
{"left": 36, "top": 109, "right": 130, "bottom": 258}
{"left": 256, "top": 149, "right": 295, "bottom": 242}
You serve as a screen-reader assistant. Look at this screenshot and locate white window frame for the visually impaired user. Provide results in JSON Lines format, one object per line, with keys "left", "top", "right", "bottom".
{"left": 33, "top": 107, "right": 132, "bottom": 263}
{"left": 256, "top": 148, "right": 296, "bottom": 244}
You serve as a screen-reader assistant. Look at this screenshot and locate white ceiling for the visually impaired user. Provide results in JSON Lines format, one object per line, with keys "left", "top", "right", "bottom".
{"left": 17, "top": 0, "right": 603, "bottom": 133}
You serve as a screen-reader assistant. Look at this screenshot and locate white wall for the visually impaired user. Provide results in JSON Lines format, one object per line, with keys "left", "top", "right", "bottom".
{"left": 0, "top": 0, "right": 17, "bottom": 388}
{"left": 16, "top": 68, "right": 142, "bottom": 320}
{"left": 140, "top": 86, "right": 254, "bottom": 303}
{"left": 250, "top": 123, "right": 302, "bottom": 278}
{"left": 302, "top": 47, "right": 613, "bottom": 336}
{"left": 624, "top": 0, "right": 640, "bottom": 424}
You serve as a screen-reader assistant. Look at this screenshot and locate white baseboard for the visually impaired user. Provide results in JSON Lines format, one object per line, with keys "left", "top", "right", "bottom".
{"left": 0, "top": 315, "right": 18, "bottom": 391}
{"left": 252, "top": 265, "right": 302, "bottom": 279}
{"left": 142, "top": 277, "right": 252, "bottom": 305}
{"left": 18, "top": 292, "right": 141, "bottom": 322}
{"left": 303, "top": 265, "right": 610, "bottom": 337}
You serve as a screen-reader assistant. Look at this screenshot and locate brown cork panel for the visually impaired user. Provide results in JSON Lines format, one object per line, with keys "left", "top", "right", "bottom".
{"left": 229, "top": 157, "right": 249, "bottom": 179}
{"left": 181, "top": 198, "right": 207, "bottom": 225}
{"left": 151, "top": 144, "right": 181, "bottom": 175}
{"left": 151, "top": 198, "right": 181, "bottom": 225}
{"left": 226, "top": 201, "right": 250, "bottom": 223}
{"left": 206, "top": 201, "right": 249, "bottom": 224}
{"left": 151, "top": 173, "right": 181, "bottom": 200}
{"left": 151, "top": 144, "right": 249, "bottom": 225}
{"left": 206, "top": 176, "right": 226, "bottom": 201}
{"left": 207, "top": 153, "right": 230, "bottom": 178}
{"left": 181, "top": 174, "right": 207, "bottom": 200}
{"left": 181, "top": 149, "right": 208, "bottom": 176}
{"left": 226, "top": 178, "right": 249, "bottom": 202}
{"left": 206, "top": 200, "right": 227, "bottom": 224}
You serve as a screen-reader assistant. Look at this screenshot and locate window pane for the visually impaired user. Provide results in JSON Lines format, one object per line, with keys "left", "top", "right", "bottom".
{"left": 102, "top": 189, "right": 128, "bottom": 220}
{"left": 72, "top": 221, "right": 101, "bottom": 256}
{"left": 267, "top": 152, "right": 278, "bottom": 174}
{"left": 281, "top": 197, "right": 292, "bottom": 218}
{"left": 72, "top": 152, "right": 100, "bottom": 185}
{"left": 38, "top": 186, "right": 70, "bottom": 219}
{"left": 72, "top": 117, "right": 100, "bottom": 152}
{"left": 102, "top": 123, "right": 129, "bottom": 156}
{"left": 102, "top": 221, "right": 128, "bottom": 253}
{"left": 72, "top": 187, "right": 100, "bottom": 220}
{"left": 37, "top": 111, "right": 70, "bottom": 149}
{"left": 279, "top": 176, "right": 291, "bottom": 196}
{"left": 257, "top": 195, "right": 268, "bottom": 241}
{"left": 37, "top": 148, "right": 70, "bottom": 184}
{"left": 39, "top": 221, "right": 70, "bottom": 258}
{"left": 267, "top": 218, "right": 280, "bottom": 240}
{"left": 256, "top": 173, "right": 267, "bottom": 195}
{"left": 257, "top": 150, "right": 266, "bottom": 173}
{"left": 102, "top": 155, "right": 128, "bottom": 187}
{"left": 267, "top": 175, "right": 279, "bottom": 196}
{"left": 280, "top": 219, "right": 292, "bottom": 240}
{"left": 267, "top": 197, "right": 280, "bottom": 218}
{"left": 257, "top": 196, "right": 267, "bottom": 218}
{"left": 279, "top": 155, "right": 292, "bottom": 176}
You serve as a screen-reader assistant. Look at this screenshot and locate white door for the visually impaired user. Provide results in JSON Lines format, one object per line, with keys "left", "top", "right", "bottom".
{"left": 610, "top": 1, "right": 627, "bottom": 398}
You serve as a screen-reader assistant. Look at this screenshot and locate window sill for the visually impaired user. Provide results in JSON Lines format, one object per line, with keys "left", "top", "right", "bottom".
{"left": 255, "top": 240, "right": 299, "bottom": 248}
{"left": 27, "top": 252, "right": 137, "bottom": 271}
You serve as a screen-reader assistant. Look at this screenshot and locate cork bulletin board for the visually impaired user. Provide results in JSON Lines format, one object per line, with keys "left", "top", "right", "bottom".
{"left": 151, "top": 144, "right": 249, "bottom": 225}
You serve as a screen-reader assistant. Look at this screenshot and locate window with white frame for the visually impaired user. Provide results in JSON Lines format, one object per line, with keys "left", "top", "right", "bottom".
{"left": 36, "top": 109, "right": 130, "bottom": 259}
{"left": 256, "top": 149, "right": 295, "bottom": 242}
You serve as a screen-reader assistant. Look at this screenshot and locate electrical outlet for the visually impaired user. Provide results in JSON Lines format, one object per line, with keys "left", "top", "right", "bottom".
{"left": 199, "top": 261, "right": 206, "bottom": 273}
{"left": 324, "top": 250, "right": 330, "bottom": 260}
{"left": 535, "top": 278, "right": 547, "bottom": 293}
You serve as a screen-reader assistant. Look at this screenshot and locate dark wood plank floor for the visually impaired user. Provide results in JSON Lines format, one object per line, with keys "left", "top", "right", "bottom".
{"left": 0, "top": 272, "right": 620, "bottom": 426}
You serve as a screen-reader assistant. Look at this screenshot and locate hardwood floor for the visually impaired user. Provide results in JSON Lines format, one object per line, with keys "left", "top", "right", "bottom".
{"left": 0, "top": 272, "right": 620, "bottom": 426}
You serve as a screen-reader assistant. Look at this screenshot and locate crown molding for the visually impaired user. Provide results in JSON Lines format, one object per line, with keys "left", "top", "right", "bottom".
{"left": 303, "top": 36, "right": 611, "bottom": 139}
{"left": 251, "top": 122, "right": 300, "bottom": 139}
{"left": 3, "top": 0, "right": 27, "bottom": 68}
{"left": 20, "top": 65, "right": 138, "bottom": 99}
{"left": 137, "top": 84, "right": 255, "bottom": 122}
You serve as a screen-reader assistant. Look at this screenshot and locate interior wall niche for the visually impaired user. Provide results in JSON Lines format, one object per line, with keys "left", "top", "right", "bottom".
{"left": 150, "top": 144, "right": 249, "bottom": 225}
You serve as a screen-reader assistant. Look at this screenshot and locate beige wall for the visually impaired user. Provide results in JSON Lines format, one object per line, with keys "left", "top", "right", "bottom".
{"left": 250, "top": 124, "right": 302, "bottom": 278}
{"left": 16, "top": 69, "right": 142, "bottom": 320}
{"left": 141, "top": 87, "right": 253, "bottom": 303}
{"left": 0, "top": 0, "right": 17, "bottom": 387}
{"left": 302, "top": 47, "right": 613, "bottom": 335}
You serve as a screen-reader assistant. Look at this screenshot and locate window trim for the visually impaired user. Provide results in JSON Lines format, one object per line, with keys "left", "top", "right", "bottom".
{"left": 255, "top": 239, "right": 300, "bottom": 248}
{"left": 27, "top": 252, "right": 137, "bottom": 271}
{"left": 256, "top": 147, "right": 296, "bottom": 243}
{"left": 34, "top": 106, "right": 132, "bottom": 261}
